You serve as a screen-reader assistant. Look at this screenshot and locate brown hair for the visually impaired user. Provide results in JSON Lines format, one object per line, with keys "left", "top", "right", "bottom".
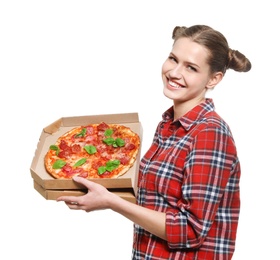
{"left": 172, "top": 25, "right": 251, "bottom": 74}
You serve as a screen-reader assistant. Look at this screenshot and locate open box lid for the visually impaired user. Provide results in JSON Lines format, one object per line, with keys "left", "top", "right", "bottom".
{"left": 30, "top": 113, "right": 142, "bottom": 194}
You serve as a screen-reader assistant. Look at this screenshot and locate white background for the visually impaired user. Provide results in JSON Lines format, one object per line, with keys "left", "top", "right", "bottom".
{"left": 1, "top": 1, "right": 279, "bottom": 259}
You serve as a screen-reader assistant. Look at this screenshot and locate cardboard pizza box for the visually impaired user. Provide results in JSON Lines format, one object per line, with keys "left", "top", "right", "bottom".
{"left": 33, "top": 181, "right": 136, "bottom": 203}
{"left": 30, "top": 113, "right": 142, "bottom": 203}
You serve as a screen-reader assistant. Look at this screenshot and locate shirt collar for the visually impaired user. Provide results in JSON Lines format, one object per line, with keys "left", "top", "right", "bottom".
{"left": 162, "top": 98, "right": 215, "bottom": 131}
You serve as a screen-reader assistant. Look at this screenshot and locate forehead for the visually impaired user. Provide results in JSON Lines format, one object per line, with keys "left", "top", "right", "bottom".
{"left": 172, "top": 37, "right": 210, "bottom": 65}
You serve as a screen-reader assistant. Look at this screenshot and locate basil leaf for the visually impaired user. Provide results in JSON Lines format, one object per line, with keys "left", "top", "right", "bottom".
{"left": 103, "top": 137, "right": 125, "bottom": 147}
{"left": 75, "top": 128, "right": 87, "bottom": 137}
{"left": 84, "top": 145, "right": 97, "bottom": 154}
{"left": 50, "top": 145, "right": 59, "bottom": 151}
{"left": 104, "top": 129, "right": 113, "bottom": 137}
{"left": 103, "top": 137, "right": 115, "bottom": 145}
{"left": 105, "top": 160, "right": 120, "bottom": 172}
{"left": 115, "top": 138, "right": 125, "bottom": 147}
{"left": 50, "top": 145, "right": 60, "bottom": 156}
{"left": 97, "top": 160, "right": 120, "bottom": 175}
{"left": 53, "top": 159, "right": 66, "bottom": 169}
{"left": 98, "top": 166, "right": 107, "bottom": 175}
{"left": 74, "top": 158, "right": 87, "bottom": 167}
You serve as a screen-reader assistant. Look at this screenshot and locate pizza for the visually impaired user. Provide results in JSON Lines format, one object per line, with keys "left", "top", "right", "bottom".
{"left": 44, "top": 122, "right": 140, "bottom": 179}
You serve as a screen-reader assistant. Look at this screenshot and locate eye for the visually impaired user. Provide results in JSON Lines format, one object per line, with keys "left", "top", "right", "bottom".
{"left": 187, "top": 65, "right": 197, "bottom": 72}
{"left": 168, "top": 56, "right": 177, "bottom": 63}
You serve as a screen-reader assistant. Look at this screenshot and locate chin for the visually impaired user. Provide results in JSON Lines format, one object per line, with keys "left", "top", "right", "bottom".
{"left": 163, "top": 88, "right": 176, "bottom": 100}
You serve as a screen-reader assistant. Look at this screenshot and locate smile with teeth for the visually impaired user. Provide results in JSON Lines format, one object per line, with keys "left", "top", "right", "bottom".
{"left": 169, "top": 80, "right": 184, "bottom": 89}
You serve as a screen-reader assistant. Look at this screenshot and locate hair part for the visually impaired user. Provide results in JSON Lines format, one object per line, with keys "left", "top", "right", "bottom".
{"left": 172, "top": 25, "right": 251, "bottom": 74}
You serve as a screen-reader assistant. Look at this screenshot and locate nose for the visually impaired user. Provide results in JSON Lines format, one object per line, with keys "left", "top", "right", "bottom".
{"left": 169, "top": 64, "right": 183, "bottom": 79}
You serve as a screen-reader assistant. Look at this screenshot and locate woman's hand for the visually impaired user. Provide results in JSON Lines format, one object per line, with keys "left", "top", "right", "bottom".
{"left": 56, "top": 176, "right": 113, "bottom": 212}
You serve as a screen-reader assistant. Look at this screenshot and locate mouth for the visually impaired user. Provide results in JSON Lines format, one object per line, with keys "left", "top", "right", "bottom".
{"left": 168, "top": 80, "right": 185, "bottom": 89}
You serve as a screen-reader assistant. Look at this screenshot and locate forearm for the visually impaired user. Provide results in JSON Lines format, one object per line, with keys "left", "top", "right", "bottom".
{"left": 109, "top": 193, "right": 167, "bottom": 240}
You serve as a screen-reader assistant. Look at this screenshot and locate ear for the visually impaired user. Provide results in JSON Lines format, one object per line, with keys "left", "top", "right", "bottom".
{"left": 206, "top": 72, "right": 223, "bottom": 89}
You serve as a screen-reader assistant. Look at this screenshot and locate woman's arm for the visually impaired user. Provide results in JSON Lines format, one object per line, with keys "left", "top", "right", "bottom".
{"left": 57, "top": 176, "right": 167, "bottom": 240}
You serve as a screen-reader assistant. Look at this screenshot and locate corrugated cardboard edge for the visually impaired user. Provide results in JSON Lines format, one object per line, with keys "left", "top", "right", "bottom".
{"left": 44, "top": 118, "right": 63, "bottom": 134}
{"left": 43, "top": 113, "right": 140, "bottom": 134}
{"left": 33, "top": 181, "right": 136, "bottom": 203}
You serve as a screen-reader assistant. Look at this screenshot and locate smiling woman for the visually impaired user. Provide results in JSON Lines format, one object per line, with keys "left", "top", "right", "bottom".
{"left": 162, "top": 25, "right": 251, "bottom": 121}
{"left": 57, "top": 25, "right": 251, "bottom": 260}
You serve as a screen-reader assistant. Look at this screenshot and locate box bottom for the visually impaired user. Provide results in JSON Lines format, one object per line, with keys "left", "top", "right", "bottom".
{"left": 33, "top": 181, "right": 136, "bottom": 204}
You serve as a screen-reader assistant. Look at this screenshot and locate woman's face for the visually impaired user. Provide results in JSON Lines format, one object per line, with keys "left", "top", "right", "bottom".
{"left": 162, "top": 37, "right": 216, "bottom": 105}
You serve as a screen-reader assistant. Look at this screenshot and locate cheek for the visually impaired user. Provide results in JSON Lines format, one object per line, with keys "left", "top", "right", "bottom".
{"left": 161, "top": 64, "right": 167, "bottom": 83}
{"left": 161, "top": 60, "right": 169, "bottom": 75}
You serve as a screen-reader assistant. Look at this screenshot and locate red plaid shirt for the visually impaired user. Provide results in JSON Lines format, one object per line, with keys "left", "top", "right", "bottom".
{"left": 132, "top": 99, "right": 240, "bottom": 260}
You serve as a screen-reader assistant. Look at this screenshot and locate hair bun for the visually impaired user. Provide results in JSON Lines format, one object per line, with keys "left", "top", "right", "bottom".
{"left": 227, "top": 48, "right": 251, "bottom": 72}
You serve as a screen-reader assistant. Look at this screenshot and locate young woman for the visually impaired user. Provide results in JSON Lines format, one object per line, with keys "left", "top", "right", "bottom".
{"left": 57, "top": 25, "right": 251, "bottom": 259}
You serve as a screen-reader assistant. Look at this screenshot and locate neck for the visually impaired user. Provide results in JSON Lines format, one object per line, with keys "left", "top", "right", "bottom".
{"left": 173, "top": 97, "right": 205, "bottom": 120}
